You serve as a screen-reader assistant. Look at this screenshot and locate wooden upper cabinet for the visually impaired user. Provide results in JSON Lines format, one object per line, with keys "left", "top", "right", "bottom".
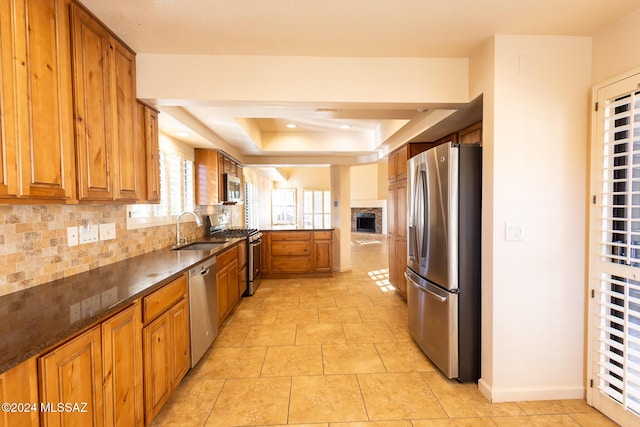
{"left": 71, "top": 2, "right": 140, "bottom": 202}
{"left": 138, "top": 101, "right": 160, "bottom": 203}
{"left": 458, "top": 121, "right": 482, "bottom": 145}
{"left": 0, "top": 0, "right": 75, "bottom": 202}
{"left": 194, "top": 149, "right": 219, "bottom": 205}
{"left": 111, "top": 41, "right": 139, "bottom": 201}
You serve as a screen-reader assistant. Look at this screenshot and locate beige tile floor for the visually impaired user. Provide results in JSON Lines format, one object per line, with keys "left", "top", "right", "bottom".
{"left": 152, "top": 233, "right": 618, "bottom": 427}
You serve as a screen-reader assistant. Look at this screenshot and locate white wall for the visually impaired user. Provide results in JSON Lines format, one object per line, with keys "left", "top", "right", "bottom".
{"left": 591, "top": 8, "right": 640, "bottom": 84}
{"left": 475, "top": 35, "right": 591, "bottom": 402}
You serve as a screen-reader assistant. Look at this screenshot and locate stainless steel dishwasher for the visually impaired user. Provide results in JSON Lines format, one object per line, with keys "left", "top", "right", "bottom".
{"left": 188, "top": 256, "right": 218, "bottom": 367}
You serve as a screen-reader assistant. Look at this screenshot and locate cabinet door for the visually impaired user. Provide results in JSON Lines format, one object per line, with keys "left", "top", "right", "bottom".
{"left": 71, "top": 3, "right": 113, "bottom": 201}
{"left": 216, "top": 264, "right": 230, "bottom": 323}
{"left": 15, "top": 0, "right": 75, "bottom": 200}
{"left": 39, "top": 326, "right": 104, "bottom": 427}
{"left": 395, "top": 146, "right": 408, "bottom": 180}
{"left": 396, "top": 236, "right": 407, "bottom": 297}
{"left": 387, "top": 151, "right": 397, "bottom": 181}
{"left": 0, "top": 0, "right": 19, "bottom": 198}
{"left": 143, "top": 312, "right": 171, "bottom": 425}
{"left": 170, "top": 299, "right": 190, "bottom": 386}
{"left": 314, "top": 239, "right": 332, "bottom": 272}
{"left": 0, "top": 358, "right": 39, "bottom": 427}
{"left": 228, "top": 259, "right": 239, "bottom": 309}
{"left": 388, "top": 237, "right": 397, "bottom": 288}
{"left": 102, "top": 304, "right": 143, "bottom": 427}
{"left": 388, "top": 185, "right": 397, "bottom": 236}
{"left": 111, "top": 40, "right": 139, "bottom": 201}
{"left": 396, "top": 181, "right": 407, "bottom": 239}
{"left": 194, "top": 149, "right": 219, "bottom": 205}
{"left": 140, "top": 103, "right": 160, "bottom": 202}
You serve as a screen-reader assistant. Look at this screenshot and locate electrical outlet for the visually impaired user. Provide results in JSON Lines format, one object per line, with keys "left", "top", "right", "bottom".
{"left": 99, "top": 223, "right": 116, "bottom": 241}
{"left": 67, "top": 226, "right": 79, "bottom": 247}
{"left": 101, "top": 287, "right": 117, "bottom": 308}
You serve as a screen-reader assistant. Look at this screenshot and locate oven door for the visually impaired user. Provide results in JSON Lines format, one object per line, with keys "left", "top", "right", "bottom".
{"left": 247, "top": 238, "right": 262, "bottom": 295}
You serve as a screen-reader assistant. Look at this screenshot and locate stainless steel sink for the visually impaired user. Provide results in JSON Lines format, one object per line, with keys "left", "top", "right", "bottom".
{"left": 172, "top": 242, "right": 227, "bottom": 251}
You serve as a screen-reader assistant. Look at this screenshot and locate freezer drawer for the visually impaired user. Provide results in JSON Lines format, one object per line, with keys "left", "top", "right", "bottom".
{"left": 406, "top": 268, "right": 458, "bottom": 379}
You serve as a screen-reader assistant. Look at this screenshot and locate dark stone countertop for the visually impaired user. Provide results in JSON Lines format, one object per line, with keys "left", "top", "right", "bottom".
{"left": 0, "top": 237, "right": 243, "bottom": 374}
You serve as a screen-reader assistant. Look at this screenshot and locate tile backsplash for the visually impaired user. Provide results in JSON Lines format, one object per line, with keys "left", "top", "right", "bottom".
{"left": 0, "top": 204, "right": 240, "bottom": 297}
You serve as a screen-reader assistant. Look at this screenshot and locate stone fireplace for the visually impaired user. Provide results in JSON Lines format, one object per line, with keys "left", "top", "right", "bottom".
{"left": 350, "top": 208, "right": 383, "bottom": 233}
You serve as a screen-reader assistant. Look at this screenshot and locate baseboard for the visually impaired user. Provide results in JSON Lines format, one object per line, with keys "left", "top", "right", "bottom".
{"left": 478, "top": 378, "right": 585, "bottom": 402}
{"left": 333, "top": 265, "right": 352, "bottom": 273}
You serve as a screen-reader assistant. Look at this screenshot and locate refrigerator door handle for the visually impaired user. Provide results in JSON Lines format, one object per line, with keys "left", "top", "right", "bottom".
{"left": 405, "top": 272, "right": 447, "bottom": 302}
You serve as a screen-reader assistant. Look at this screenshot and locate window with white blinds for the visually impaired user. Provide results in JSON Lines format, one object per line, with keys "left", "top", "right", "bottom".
{"left": 592, "top": 84, "right": 640, "bottom": 418}
{"left": 245, "top": 181, "right": 257, "bottom": 228}
{"left": 126, "top": 139, "right": 195, "bottom": 229}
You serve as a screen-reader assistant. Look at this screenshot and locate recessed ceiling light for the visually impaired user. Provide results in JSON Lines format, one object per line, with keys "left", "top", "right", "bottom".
{"left": 286, "top": 123, "right": 297, "bottom": 129}
{"left": 339, "top": 124, "right": 351, "bottom": 129}
{"left": 175, "top": 131, "right": 190, "bottom": 137}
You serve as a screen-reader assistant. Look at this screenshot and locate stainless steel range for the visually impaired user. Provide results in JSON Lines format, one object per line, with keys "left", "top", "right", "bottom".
{"left": 205, "top": 214, "right": 262, "bottom": 296}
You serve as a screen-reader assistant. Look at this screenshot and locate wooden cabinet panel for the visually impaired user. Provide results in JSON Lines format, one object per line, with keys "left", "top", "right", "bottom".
{"left": 2, "top": 0, "right": 75, "bottom": 201}
{"left": 169, "top": 299, "right": 190, "bottom": 386}
{"left": 272, "top": 257, "right": 313, "bottom": 273}
{"left": 111, "top": 41, "right": 139, "bottom": 201}
{"left": 0, "top": 357, "right": 39, "bottom": 427}
{"left": 143, "top": 274, "right": 187, "bottom": 324}
{"left": 39, "top": 326, "right": 104, "bottom": 427}
{"left": 314, "top": 240, "right": 332, "bottom": 272}
{"left": 143, "top": 312, "right": 171, "bottom": 425}
{"left": 396, "top": 237, "right": 407, "bottom": 296}
{"left": 102, "top": 304, "right": 143, "bottom": 427}
{"left": 138, "top": 101, "right": 160, "bottom": 203}
{"left": 272, "top": 241, "right": 311, "bottom": 256}
{"left": 71, "top": 3, "right": 113, "bottom": 201}
{"left": 388, "top": 185, "right": 396, "bottom": 236}
{"left": 394, "top": 146, "right": 408, "bottom": 181}
{"left": 216, "top": 246, "right": 240, "bottom": 323}
{"left": 388, "top": 235, "right": 397, "bottom": 287}
{"left": 71, "top": 2, "right": 141, "bottom": 203}
{"left": 458, "top": 121, "right": 482, "bottom": 145}
{"left": 194, "top": 149, "right": 219, "bottom": 205}
{"left": 216, "top": 263, "right": 230, "bottom": 323}
{"left": 271, "top": 231, "right": 312, "bottom": 241}
{"left": 396, "top": 181, "right": 407, "bottom": 239}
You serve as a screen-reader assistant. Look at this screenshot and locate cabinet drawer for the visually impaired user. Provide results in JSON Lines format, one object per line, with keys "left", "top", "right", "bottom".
{"left": 272, "top": 241, "right": 311, "bottom": 256}
{"left": 271, "top": 231, "right": 312, "bottom": 241}
{"left": 272, "top": 257, "right": 313, "bottom": 273}
{"left": 217, "top": 246, "right": 237, "bottom": 267}
{"left": 143, "top": 274, "right": 187, "bottom": 324}
{"left": 314, "top": 231, "right": 332, "bottom": 240}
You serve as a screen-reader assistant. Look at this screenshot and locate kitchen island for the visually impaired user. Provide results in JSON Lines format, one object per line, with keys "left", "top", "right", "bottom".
{"left": 260, "top": 228, "right": 334, "bottom": 277}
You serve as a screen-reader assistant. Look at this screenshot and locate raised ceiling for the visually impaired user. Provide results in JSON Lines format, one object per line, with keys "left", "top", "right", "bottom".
{"left": 79, "top": 0, "right": 640, "bottom": 165}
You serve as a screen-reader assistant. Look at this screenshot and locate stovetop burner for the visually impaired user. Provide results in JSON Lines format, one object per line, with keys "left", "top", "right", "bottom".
{"left": 212, "top": 228, "right": 259, "bottom": 237}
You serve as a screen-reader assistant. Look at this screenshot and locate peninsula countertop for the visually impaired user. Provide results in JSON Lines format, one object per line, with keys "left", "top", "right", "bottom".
{"left": 0, "top": 236, "right": 243, "bottom": 374}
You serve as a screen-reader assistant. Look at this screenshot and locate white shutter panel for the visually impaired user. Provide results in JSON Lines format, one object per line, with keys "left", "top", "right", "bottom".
{"left": 591, "top": 75, "right": 640, "bottom": 425}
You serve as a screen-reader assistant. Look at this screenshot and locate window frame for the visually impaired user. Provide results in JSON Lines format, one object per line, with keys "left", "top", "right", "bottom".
{"left": 271, "top": 188, "right": 297, "bottom": 226}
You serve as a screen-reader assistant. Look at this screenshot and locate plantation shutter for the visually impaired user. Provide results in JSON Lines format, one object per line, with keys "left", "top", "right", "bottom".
{"left": 590, "top": 74, "right": 640, "bottom": 425}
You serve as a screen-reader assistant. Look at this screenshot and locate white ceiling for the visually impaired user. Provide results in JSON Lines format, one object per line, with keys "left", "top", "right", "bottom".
{"left": 80, "top": 0, "right": 640, "bottom": 165}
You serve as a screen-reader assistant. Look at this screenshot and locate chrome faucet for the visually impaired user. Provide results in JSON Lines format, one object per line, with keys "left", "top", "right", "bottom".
{"left": 176, "top": 211, "right": 202, "bottom": 245}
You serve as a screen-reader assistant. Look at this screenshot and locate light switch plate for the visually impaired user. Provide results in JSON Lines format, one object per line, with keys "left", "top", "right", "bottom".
{"left": 505, "top": 223, "right": 524, "bottom": 241}
{"left": 99, "top": 223, "right": 116, "bottom": 241}
{"left": 79, "top": 223, "right": 99, "bottom": 244}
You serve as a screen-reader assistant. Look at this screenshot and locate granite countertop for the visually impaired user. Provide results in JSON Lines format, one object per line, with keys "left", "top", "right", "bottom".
{"left": 0, "top": 236, "right": 243, "bottom": 374}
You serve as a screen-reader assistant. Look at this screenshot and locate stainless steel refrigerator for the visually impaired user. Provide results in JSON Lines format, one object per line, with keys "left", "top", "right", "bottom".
{"left": 406, "top": 141, "right": 481, "bottom": 382}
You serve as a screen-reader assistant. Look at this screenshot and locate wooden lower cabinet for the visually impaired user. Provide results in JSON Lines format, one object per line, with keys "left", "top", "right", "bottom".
{"left": 262, "top": 230, "right": 333, "bottom": 275}
{"left": 39, "top": 326, "right": 104, "bottom": 427}
{"left": 216, "top": 246, "right": 239, "bottom": 323}
{"left": 142, "top": 275, "right": 190, "bottom": 426}
{"left": 0, "top": 357, "right": 39, "bottom": 427}
{"left": 102, "top": 304, "right": 143, "bottom": 427}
